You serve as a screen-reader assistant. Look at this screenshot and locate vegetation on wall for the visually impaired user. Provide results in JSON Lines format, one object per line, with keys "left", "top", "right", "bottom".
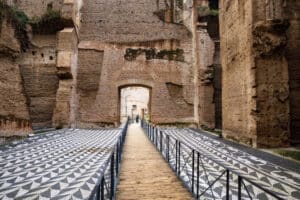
{"left": 29, "top": 6, "right": 63, "bottom": 34}
{"left": 125, "top": 48, "right": 184, "bottom": 62}
{"left": 0, "top": 1, "right": 64, "bottom": 50}
{"left": 0, "top": 0, "right": 29, "bottom": 51}
{"left": 198, "top": 6, "right": 219, "bottom": 17}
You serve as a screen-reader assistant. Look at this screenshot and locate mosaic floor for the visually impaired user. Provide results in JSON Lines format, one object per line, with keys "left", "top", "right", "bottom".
{"left": 0, "top": 129, "right": 121, "bottom": 200}
{"left": 162, "top": 128, "right": 300, "bottom": 200}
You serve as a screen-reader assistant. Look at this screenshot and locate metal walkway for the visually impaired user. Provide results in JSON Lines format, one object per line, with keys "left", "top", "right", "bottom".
{"left": 116, "top": 123, "right": 192, "bottom": 200}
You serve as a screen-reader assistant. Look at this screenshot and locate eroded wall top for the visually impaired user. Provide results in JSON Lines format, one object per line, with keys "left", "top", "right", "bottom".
{"left": 79, "top": 0, "right": 192, "bottom": 43}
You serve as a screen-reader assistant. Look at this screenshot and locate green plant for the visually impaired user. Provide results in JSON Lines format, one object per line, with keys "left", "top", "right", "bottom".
{"left": 198, "top": 5, "right": 219, "bottom": 17}
{"left": 29, "top": 7, "right": 62, "bottom": 34}
{"left": 273, "top": 149, "right": 300, "bottom": 162}
{"left": 210, "top": 9, "right": 219, "bottom": 16}
{"left": 0, "top": 0, "right": 29, "bottom": 51}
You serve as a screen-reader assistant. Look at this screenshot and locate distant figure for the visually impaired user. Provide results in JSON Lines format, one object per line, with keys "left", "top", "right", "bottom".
{"left": 136, "top": 115, "right": 139, "bottom": 123}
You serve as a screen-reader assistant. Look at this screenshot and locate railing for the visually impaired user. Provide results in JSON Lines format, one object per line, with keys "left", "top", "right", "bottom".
{"left": 141, "top": 120, "right": 284, "bottom": 200}
{"left": 89, "top": 119, "right": 129, "bottom": 200}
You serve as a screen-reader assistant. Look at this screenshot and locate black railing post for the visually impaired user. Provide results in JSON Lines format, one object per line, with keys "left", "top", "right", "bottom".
{"left": 175, "top": 140, "right": 178, "bottom": 172}
{"left": 110, "top": 153, "right": 115, "bottom": 200}
{"left": 116, "top": 144, "right": 119, "bottom": 175}
{"left": 226, "top": 169, "right": 230, "bottom": 200}
{"left": 192, "top": 149, "right": 195, "bottom": 194}
{"left": 100, "top": 176, "right": 104, "bottom": 200}
{"left": 155, "top": 128, "right": 158, "bottom": 147}
{"left": 197, "top": 152, "right": 200, "bottom": 199}
{"left": 160, "top": 131, "right": 163, "bottom": 153}
{"left": 178, "top": 142, "right": 181, "bottom": 175}
{"left": 238, "top": 176, "right": 242, "bottom": 200}
{"left": 167, "top": 135, "right": 170, "bottom": 162}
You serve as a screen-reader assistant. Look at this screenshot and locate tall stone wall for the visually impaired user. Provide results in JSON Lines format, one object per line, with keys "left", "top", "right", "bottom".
{"left": 76, "top": 0, "right": 195, "bottom": 127}
{"left": 220, "top": 0, "right": 291, "bottom": 147}
{"left": 284, "top": 0, "right": 300, "bottom": 143}
{"left": 220, "top": 0, "right": 255, "bottom": 146}
{"left": 198, "top": 29, "right": 216, "bottom": 129}
{"left": 17, "top": 35, "right": 59, "bottom": 129}
{"left": 197, "top": 0, "right": 222, "bottom": 130}
{"left": 0, "top": 19, "right": 32, "bottom": 136}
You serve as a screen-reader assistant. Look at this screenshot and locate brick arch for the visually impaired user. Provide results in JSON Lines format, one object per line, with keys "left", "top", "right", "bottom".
{"left": 115, "top": 79, "right": 154, "bottom": 89}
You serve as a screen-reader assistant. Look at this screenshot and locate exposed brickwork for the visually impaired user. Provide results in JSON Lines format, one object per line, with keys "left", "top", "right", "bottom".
{"left": 284, "top": 0, "right": 300, "bottom": 143}
{"left": 220, "top": 0, "right": 292, "bottom": 147}
{"left": 0, "top": 18, "right": 32, "bottom": 136}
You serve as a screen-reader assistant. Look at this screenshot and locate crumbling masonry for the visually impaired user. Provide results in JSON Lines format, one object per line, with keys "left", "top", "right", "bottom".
{"left": 0, "top": 0, "right": 299, "bottom": 148}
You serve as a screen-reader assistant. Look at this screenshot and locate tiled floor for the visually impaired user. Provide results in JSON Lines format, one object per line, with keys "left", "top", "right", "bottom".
{"left": 0, "top": 129, "right": 121, "bottom": 200}
{"left": 162, "top": 128, "right": 300, "bottom": 199}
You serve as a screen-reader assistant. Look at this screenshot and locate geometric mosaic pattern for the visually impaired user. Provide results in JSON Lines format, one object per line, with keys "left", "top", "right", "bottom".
{"left": 0, "top": 128, "right": 122, "bottom": 200}
{"left": 162, "top": 128, "right": 300, "bottom": 200}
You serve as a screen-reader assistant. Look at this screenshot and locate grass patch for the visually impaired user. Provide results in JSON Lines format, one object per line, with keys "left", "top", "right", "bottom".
{"left": 273, "top": 149, "right": 300, "bottom": 162}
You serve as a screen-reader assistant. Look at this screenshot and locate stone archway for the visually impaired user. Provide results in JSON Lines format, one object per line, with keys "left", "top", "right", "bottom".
{"left": 117, "top": 83, "right": 152, "bottom": 125}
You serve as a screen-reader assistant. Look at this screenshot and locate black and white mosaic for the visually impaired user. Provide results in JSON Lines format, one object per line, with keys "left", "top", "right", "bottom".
{"left": 162, "top": 128, "right": 300, "bottom": 199}
{"left": 0, "top": 129, "right": 121, "bottom": 200}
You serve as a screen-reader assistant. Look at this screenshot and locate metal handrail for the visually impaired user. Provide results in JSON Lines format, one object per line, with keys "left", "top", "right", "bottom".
{"left": 88, "top": 119, "right": 129, "bottom": 200}
{"left": 141, "top": 120, "right": 284, "bottom": 200}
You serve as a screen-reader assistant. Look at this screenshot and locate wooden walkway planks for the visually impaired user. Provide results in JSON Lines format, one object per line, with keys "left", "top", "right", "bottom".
{"left": 116, "top": 123, "right": 193, "bottom": 200}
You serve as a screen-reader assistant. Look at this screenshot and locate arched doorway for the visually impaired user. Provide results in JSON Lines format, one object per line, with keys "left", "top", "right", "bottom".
{"left": 118, "top": 86, "right": 151, "bottom": 123}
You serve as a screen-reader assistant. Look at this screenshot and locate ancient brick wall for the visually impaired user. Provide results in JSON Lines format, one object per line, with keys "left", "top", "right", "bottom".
{"left": 220, "top": 0, "right": 291, "bottom": 147}
{"left": 14, "top": 0, "right": 63, "bottom": 18}
{"left": 220, "top": 0, "right": 257, "bottom": 146}
{"left": 284, "top": 0, "right": 300, "bottom": 143}
{"left": 0, "top": 19, "right": 32, "bottom": 136}
{"left": 76, "top": 0, "right": 195, "bottom": 127}
{"left": 17, "top": 35, "right": 59, "bottom": 129}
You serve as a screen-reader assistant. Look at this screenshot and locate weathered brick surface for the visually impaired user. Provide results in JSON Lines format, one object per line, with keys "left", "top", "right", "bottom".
{"left": 76, "top": 0, "right": 195, "bottom": 126}
{"left": 220, "top": 0, "right": 292, "bottom": 147}
{"left": 284, "top": 0, "right": 300, "bottom": 142}
{"left": 17, "top": 35, "right": 59, "bottom": 129}
{"left": 14, "top": 0, "right": 63, "bottom": 18}
{"left": 79, "top": 0, "right": 191, "bottom": 43}
{"left": 0, "top": 19, "right": 32, "bottom": 136}
{"left": 116, "top": 124, "right": 192, "bottom": 200}
{"left": 220, "top": 0, "right": 256, "bottom": 146}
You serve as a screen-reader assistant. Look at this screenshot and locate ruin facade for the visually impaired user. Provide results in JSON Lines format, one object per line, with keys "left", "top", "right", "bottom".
{"left": 0, "top": 0, "right": 299, "bottom": 148}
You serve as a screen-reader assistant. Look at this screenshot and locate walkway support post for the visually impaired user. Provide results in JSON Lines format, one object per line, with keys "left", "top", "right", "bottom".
{"left": 238, "top": 176, "right": 242, "bottom": 200}
{"left": 192, "top": 149, "right": 195, "bottom": 194}
{"left": 110, "top": 152, "right": 115, "bottom": 200}
{"left": 226, "top": 169, "right": 230, "bottom": 200}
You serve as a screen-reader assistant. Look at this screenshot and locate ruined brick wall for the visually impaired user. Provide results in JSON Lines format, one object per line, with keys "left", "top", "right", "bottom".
{"left": 0, "top": 0, "right": 80, "bottom": 134}
{"left": 77, "top": 0, "right": 195, "bottom": 127}
{"left": 198, "top": 29, "right": 215, "bottom": 129}
{"left": 284, "top": 0, "right": 300, "bottom": 143}
{"left": 17, "top": 35, "right": 59, "bottom": 129}
{"left": 14, "top": 0, "right": 63, "bottom": 18}
{"left": 0, "top": 19, "right": 32, "bottom": 136}
{"left": 220, "top": 0, "right": 290, "bottom": 147}
{"left": 197, "top": 0, "right": 222, "bottom": 130}
{"left": 220, "top": 0, "right": 257, "bottom": 146}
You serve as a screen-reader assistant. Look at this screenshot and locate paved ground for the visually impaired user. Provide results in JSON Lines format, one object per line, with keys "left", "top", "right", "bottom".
{"left": 0, "top": 129, "right": 122, "bottom": 200}
{"left": 162, "top": 128, "right": 300, "bottom": 199}
{"left": 116, "top": 123, "right": 192, "bottom": 200}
